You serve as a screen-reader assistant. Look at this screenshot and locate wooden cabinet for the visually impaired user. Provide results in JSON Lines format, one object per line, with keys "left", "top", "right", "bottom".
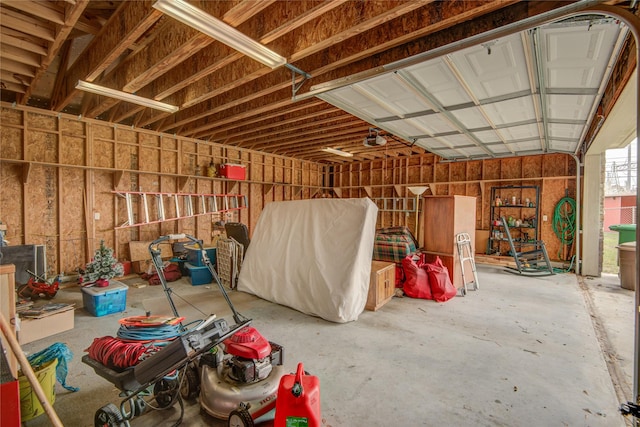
{"left": 0, "top": 264, "right": 17, "bottom": 378}
{"left": 366, "top": 261, "right": 395, "bottom": 311}
{"left": 422, "top": 195, "right": 476, "bottom": 289}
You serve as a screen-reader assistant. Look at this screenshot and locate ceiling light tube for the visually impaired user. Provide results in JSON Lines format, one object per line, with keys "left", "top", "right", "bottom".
{"left": 153, "top": 0, "right": 287, "bottom": 69}
{"left": 76, "top": 80, "right": 179, "bottom": 113}
{"left": 321, "top": 147, "right": 354, "bottom": 157}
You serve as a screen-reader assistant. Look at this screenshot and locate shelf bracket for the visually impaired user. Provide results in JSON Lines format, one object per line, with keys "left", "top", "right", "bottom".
{"left": 287, "top": 63, "right": 311, "bottom": 99}
{"left": 22, "top": 163, "right": 32, "bottom": 184}
{"left": 113, "top": 170, "right": 125, "bottom": 189}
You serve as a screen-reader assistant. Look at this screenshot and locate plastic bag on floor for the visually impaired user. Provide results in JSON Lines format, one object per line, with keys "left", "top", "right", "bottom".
{"left": 27, "top": 342, "right": 79, "bottom": 392}
{"left": 424, "top": 256, "right": 457, "bottom": 303}
{"left": 401, "top": 255, "right": 433, "bottom": 299}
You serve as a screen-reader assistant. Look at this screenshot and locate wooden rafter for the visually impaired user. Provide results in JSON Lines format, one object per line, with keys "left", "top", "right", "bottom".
{"left": 19, "top": 0, "right": 89, "bottom": 105}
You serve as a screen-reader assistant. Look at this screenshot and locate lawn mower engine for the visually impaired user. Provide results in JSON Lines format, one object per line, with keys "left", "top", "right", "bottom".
{"left": 200, "top": 325, "right": 285, "bottom": 419}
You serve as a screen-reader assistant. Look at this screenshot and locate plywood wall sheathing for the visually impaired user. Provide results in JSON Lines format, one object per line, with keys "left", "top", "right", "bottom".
{"left": 0, "top": 103, "right": 326, "bottom": 277}
{"left": 333, "top": 152, "right": 577, "bottom": 261}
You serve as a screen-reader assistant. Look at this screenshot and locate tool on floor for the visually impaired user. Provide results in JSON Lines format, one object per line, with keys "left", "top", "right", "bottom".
{"left": 456, "top": 232, "right": 479, "bottom": 295}
{"left": 17, "top": 270, "right": 59, "bottom": 300}
{"left": 82, "top": 233, "right": 285, "bottom": 427}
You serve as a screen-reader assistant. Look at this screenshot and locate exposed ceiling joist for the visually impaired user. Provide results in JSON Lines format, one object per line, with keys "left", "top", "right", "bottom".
{"left": 0, "top": 1, "right": 637, "bottom": 163}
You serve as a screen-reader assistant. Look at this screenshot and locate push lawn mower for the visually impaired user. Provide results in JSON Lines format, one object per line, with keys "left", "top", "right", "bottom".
{"left": 83, "top": 233, "right": 285, "bottom": 426}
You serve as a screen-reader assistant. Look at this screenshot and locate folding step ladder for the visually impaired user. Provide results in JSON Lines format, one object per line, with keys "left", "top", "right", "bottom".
{"left": 456, "top": 232, "right": 479, "bottom": 295}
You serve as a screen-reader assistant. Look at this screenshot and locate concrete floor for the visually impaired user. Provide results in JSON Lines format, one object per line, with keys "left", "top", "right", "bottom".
{"left": 18, "top": 264, "right": 636, "bottom": 427}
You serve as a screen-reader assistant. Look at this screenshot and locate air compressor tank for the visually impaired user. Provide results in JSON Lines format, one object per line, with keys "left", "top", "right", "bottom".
{"left": 274, "top": 362, "right": 320, "bottom": 427}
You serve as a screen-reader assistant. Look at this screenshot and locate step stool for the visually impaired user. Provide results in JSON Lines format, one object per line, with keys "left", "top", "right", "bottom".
{"left": 456, "top": 232, "right": 479, "bottom": 295}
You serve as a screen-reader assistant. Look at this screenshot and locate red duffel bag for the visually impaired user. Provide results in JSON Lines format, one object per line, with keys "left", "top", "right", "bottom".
{"left": 401, "top": 255, "right": 433, "bottom": 299}
{"left": 424, "top": 256, "right": 457, "bottom": 302}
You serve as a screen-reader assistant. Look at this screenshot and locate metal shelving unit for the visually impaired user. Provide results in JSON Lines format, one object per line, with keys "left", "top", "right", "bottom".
{"left": 487, "top": 185, "right": 540, "bottom": 256}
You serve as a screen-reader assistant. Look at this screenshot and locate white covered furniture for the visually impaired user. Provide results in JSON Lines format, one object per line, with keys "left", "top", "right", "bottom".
{"left": 238, "top": 198, "right": 378, "bottom": 323}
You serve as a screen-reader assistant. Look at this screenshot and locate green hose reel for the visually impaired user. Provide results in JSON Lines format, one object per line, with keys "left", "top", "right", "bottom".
{"left": 552, "top": 195, "right": 576, "bottom": 261}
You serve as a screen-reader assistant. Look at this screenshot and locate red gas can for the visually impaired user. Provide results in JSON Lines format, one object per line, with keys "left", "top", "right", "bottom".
{"left": 274, "top": 363, "right": 321, "bottom": 427}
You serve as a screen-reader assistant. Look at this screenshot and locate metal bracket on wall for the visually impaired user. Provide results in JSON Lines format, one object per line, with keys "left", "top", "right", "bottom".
{"left": 112, "top": 191, "right": 247, "bottom": 229}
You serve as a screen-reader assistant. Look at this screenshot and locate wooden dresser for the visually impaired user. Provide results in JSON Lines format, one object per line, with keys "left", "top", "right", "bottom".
{"left": 422, "top": 195, "right": 476, "bottom": 289}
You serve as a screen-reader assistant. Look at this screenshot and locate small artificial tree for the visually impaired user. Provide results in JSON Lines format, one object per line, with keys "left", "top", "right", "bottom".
{"left": 83, "top": 240, "right": 124, "bottom": 286}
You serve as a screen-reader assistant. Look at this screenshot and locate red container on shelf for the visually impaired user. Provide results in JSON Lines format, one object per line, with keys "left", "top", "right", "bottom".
{"left": 274, "top": 363, "right": 321, "bottom": 427}
{"left": 219, "top": 163, "right": 246, "bottom": 180}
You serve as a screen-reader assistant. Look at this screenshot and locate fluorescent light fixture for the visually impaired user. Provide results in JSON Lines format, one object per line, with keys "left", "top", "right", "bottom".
{"left": 75, "top": 80, "right": 179, "bottom": 113}
{"left": 153, "top": 0, "right": 287, "bottom": 69}
{"left": 321, "top": 147, "right": 353, "bottom": 157}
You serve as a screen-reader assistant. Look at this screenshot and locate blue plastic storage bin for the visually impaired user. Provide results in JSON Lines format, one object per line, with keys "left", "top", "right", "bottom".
{"left": 185, "top": 262, "right": 212, "bottom": 285}
{"left": 186, "top": 246, "right": 216, "bottom": 267}
{"left": 82, "top": 280, "right": 128, "bottom": 317}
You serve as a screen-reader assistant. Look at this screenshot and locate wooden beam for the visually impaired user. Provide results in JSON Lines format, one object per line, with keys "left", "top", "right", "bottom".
{"left": 50, "top": 41, "right": 72, "bottom": 110}
{"left": 0, "top": 58, "right": 35, "bottom": 77}
{"left": 94, "top": 0, "right": 275, "bottom": 114}
{"left": 154, "top": 0, "right": 526, "bottom": 139}
{"left": 186, "top": 99, "right": 327, "bottom": 139}
{"left": 20, "top": 0, "right": 89, "bottom": 104}
{"left": 149, "top": 0, "right": 347, "bottom": 103}
{"left": 1, "top": 42, "right": 42, "bottom": 67}
{"left": 0, "top": 6, "right": 55, "bottom": 41}
{"left": 0, "top": 80, "right": 26, "bottom": 93}
{"left": 248, "top": 122, "right": 369, "bottom": 151}
{"left": 219, "top": 108, "right": 350, "bottom": 142}
{"left": 232, "top": 114, "right": 358, "bottom": 147}
{"left": 2, "top": 1, "right": 64, "bottom": 25}
{"left": 54, "top": 1, "right": 163, "bottom": 111}
{"left": 0, "top": 32, "right": 47, "bottom": 56}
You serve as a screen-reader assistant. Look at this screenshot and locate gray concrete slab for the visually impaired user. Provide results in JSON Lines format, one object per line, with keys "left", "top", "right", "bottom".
{"left": 18, "top": 265, "right": 631, "bottom": 426}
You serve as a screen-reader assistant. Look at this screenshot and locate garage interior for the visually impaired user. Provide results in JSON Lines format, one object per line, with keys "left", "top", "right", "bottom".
{"left": 0, "top": 1, "right": 639, "bottom": 426}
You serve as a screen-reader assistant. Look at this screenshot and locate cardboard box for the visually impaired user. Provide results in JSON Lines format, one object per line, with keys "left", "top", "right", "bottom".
{"left": 219, "top": 163, "right": 246, "bottom": 180}
{"left": 133, "top": 260, "right": 154, "bottom": 274}
{"left": 475, "top": 230, "right": 490, "bottom": 254}
{"left": 129, "top": 240, "right": 173, "bottom": 262}
{"left": 18, "top": 307, "right": 74, "bottom": 345}
{"left": 82, "top": 280, "right": 128, "bottom": 317}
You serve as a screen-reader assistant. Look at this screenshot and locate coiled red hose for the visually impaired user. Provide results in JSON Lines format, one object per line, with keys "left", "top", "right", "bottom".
{"left": 85, "top": 336, "right": 159, "bottom": 370}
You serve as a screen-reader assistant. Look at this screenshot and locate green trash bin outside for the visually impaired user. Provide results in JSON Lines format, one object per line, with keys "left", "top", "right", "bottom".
{"left": 609, "top": 224, "right": 637, "bottom": 245}
{"left": 618, "top": 241, "right": 636, "bottom": 291}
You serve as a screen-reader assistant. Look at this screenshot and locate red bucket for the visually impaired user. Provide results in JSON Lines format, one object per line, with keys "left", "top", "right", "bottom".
{"left": 274, "top": 363, "right": 321, "bottom": 427}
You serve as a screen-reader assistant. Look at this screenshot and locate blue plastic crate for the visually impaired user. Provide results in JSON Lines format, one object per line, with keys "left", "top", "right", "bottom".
{"left": 82, "top": 281, "right": 128, "bottom": 317}
{"left": 186, "top": 246, "right": 216, "bottom": 267}
{"left": 185, "top": 262, "right": 212, "bottom": 286}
